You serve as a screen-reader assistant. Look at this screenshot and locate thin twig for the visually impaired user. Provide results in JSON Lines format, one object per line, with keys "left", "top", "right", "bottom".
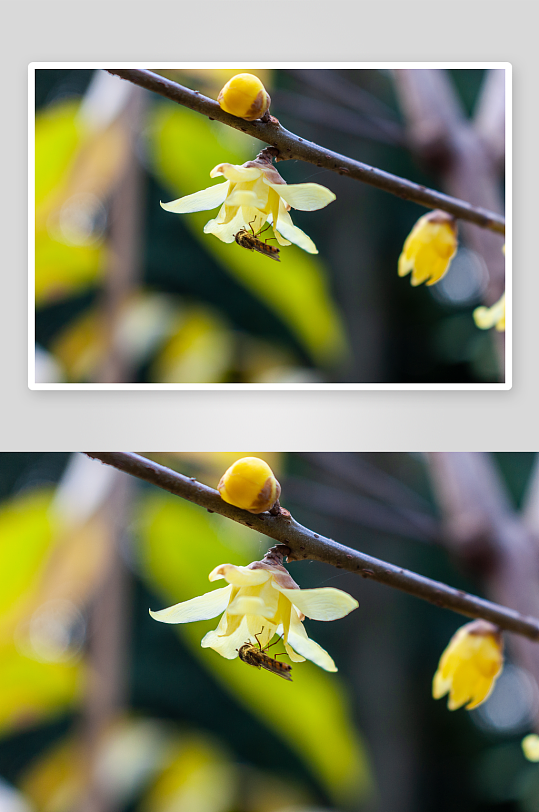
{"left": 105, "top": 69, "right": 505, "bottom": 235}
{"left": 85, "top": 452, "right": 539, "bottom": 641}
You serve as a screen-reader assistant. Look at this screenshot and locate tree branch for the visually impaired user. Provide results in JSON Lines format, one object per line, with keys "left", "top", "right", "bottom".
{"left": 105, "top": 69, "right": 504, "bottom": 235}
{"left": 84, "top": 452, "right": 539, "bottom": 642}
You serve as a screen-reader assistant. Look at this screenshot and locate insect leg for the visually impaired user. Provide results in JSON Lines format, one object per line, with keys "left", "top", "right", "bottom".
{"left": 254, "top": 627, "right": 265, "bottom": 649}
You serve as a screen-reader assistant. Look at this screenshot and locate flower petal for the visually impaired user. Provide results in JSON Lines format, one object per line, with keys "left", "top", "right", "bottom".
{"left": 160, "top": 182, "right": 230, "bottom": 214}
{"left": 275, "top": 586, "right": 358, "bottom": 621}
{"left": 267, "top": 182, "right": 336, "bottom": 211}
{"left": 201, "top": 615, "right": 252, "bottom": 659}
{"left": 227, "top": 595, "right": 276, "bottom": 619}
{"left": 284, "top": 641, "right": 307, "bottom": 662}
{"left": 204, "top": 208, "right": 247, "bottom": 243}
{"left": 246, "top": 620, "right": 277, "bottom": 647}
{"left": 208, "top": 563, "right": 270, "bottom": 586}
{"left": 226, "top": 189, "right": 267, "bottom": 209}
{"left": 267, "top": 194, "right": 291, "bottom": 247}
{"left": 286, "top": 610, "right": 337, "bottom": 671}
{"left": 149, "top": 584, "right": 233, "bottom": 624}
{"left": 275, "top": 209, "right": 318, "bottom": 254}
{"left": 211, "top": 164, "right": 262, "bottom": 183}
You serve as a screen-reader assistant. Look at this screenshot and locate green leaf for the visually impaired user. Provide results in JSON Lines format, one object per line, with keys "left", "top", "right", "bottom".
{"left": 139, "top": 493, "right": 372, "bottom": 805}
{"left": 148, "top": 103, "right": 348, "bottom": 368}
{"left": 0, "top": 489, "right": 54, "bottom": 619}
{"left": 35, "top": 100, "right": 80, "bottom": 211}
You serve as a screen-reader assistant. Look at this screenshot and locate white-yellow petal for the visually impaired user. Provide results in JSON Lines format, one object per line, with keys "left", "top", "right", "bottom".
{"left": 160, "top": 182, "right": 230, "bottom": 214}
{"left": 284, "top": 641, "right": 307, "bottom": 663}
{"left": 203, "top": 208, "right": 246, "bottom": 243}
{"left": 275, "top": 586, "right": 359, "bottom": 621}
{"left": 286, "top": 610, "right": 337, "bottom": 671}
{"left": 149, "top": 585, "right": 233, "bottom": 624}
{"left": 275, "top": 209, "right": 318, "bottom": 253}
{"left": 226, "top": 189, "right": 267, "bottom": 209}
{"left": 267, "top": 182, "right": 336, "bottom": 211}
{"left": 201, "top": 616, "right": 252, "bottom": 659}
{"left": 210, "top": 164, "right": 262, "bottom": 183}
{"left": 227, "top": 595, "right": 276, "bottom": 619}
{"left": 208, "top": 563, "right": 270, "bottom": 586}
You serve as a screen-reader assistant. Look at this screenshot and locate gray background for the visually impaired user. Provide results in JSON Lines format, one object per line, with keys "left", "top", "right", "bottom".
{"left": 5, "top": 1, "right": 534, "bottom": 451}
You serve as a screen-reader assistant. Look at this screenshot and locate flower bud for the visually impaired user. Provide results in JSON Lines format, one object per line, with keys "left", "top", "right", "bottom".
{"left": 522, "top": 734, "right": 539, "bottom": 761}
{"left": 432, "top": 620, "right": 504, "bottom": 710}
{"left": 217, "top": 74, "right": 271, "bottom": 121}
{"left": 398, "top": 210, "right": 458, "bottom": 286}
{"left": 218, "top": 457, "right": 280, "bottom": 513}
{"left": 473, "top": 292, "right": 505, "bottom": 332}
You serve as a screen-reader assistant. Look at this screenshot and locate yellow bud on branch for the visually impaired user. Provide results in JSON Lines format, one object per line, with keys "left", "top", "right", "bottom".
{"left": 218, "top": 457, "right": 281, "bottom": 513}
{"left": 217, "top": 73, "right": 271, "bottom": 121}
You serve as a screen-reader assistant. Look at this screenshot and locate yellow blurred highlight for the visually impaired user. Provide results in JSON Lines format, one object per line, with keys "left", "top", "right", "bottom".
{"left": 35, "top": 95, "right": 129, "bottom": 305}
{"left": 0, "top": 481, "right": 118, "bottom": 736}
{"left": 142, "top": 734, "right": 235, "bottom": 812}
{"left": 50, "top": 308, "right": 105, "bottom": 382}
{"left": 151, "top": 307, "right": 234, "bottom": 384}
{"left": 19, "top": 717, "right": 174, "bottom": 812}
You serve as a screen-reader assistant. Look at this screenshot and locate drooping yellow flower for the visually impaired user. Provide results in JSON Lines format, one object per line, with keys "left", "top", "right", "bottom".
{"left": 160, "top": 153, "right": 336, "bottom": 255}
{"left": 432, "top": 620, "right": 504, "bottom": 710}
{"left": 150, "top": 559, "right": 358, "bottom": 672}
{"left": 398, "top": 210, "right": 458, "bottom": 286}
{"left": 218, "top": 457, "right": 280, "bottom": 514}
{"left": 473, "top": 293, "right": 505, "bottom": 332}
{"left": 522, "top": 734, "right": 539, "bottom": 761}
{"left": 217, "top": 73, "right": 271, "bottom": 121}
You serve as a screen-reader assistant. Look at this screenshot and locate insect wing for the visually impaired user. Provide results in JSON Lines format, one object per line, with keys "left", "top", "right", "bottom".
{"left": 252, "top": 239, "right": 280, "bottom": 262}
{"left": 258, "top": 654, "right": 293, "bottom": 681}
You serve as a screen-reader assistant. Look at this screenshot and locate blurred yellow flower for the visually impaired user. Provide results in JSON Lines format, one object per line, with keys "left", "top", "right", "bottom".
{"left": 218, "top": 457, "right": 280, "bottom": 514}
{"left": 398, "top": 210, "right": 458, "bottom": 286}
{"left": 522, "top": 734, "right": 539, "bottom": 761}
{"left": 432, "top": 620, "right": 504, "bottom": 710}
{"left": 150, "top": 559, "right": 358, "bottom": 672}
{"left": 217, "top": 73, "right": 271, "bottom": 121}
{"left": 160, "top": 153, "right": 335, "bottom": 254}
{"left": 473, "top": 293, "right": 505, "bottom": 332}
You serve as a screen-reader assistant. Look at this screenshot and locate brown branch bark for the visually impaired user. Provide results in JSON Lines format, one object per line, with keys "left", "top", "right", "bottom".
{"left": 97, "top": 86, "right": 146, "bottom": 384}
{"left": 79, "top": 472, "right": 132, "bottom": 812}
{"left": 105, "top": 68, "right": 504, "bottom": 235}
{"left": 84, "top": 452, "right": 539, "bottom": 642}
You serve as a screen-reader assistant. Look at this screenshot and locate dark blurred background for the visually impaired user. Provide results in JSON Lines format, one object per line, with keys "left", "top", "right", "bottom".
{"left": 0, "top": 451, "right": 536, "bottom": 812}
{"left": 34, "top": 68, "right": 505, "bottom": 385}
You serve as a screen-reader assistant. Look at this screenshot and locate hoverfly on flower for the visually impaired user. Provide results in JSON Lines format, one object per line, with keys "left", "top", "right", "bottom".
{"left": 237, "top": 629, "right": 292, "bottom": 681}
{"left": 234, "top": 222, "right": 280, "bottom": 262}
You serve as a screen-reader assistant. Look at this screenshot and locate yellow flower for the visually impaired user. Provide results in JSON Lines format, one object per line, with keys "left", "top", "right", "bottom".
{"left": 218, "top": 457, "right": 280, "bottom": 514}
{"left": 473, "top": 293, "right": 505, "bottom": 332}
{"left": 398, "top": 210, "right": 458, "bottom": 286}
{"left": 217, "top": 73, "right": 271, "bottom": 121}
{"left": 150, "top": 559, "right": 359, "bottom": 672}
{"left": 160, "top": 153, "right": 336, "bottom": 254}
{"left": 522, "top": 734, "right": 539, "bottom": 762}
{"left": 432, "top": 620, "right": 504, "bottom": 710}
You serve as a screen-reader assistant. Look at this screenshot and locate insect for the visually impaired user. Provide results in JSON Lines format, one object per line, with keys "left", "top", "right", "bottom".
{"left": 237, "top": 629, "right": 292, "bottom": 681}
{"left": 234, "top": 222, "right": 281, "bottom": 262}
